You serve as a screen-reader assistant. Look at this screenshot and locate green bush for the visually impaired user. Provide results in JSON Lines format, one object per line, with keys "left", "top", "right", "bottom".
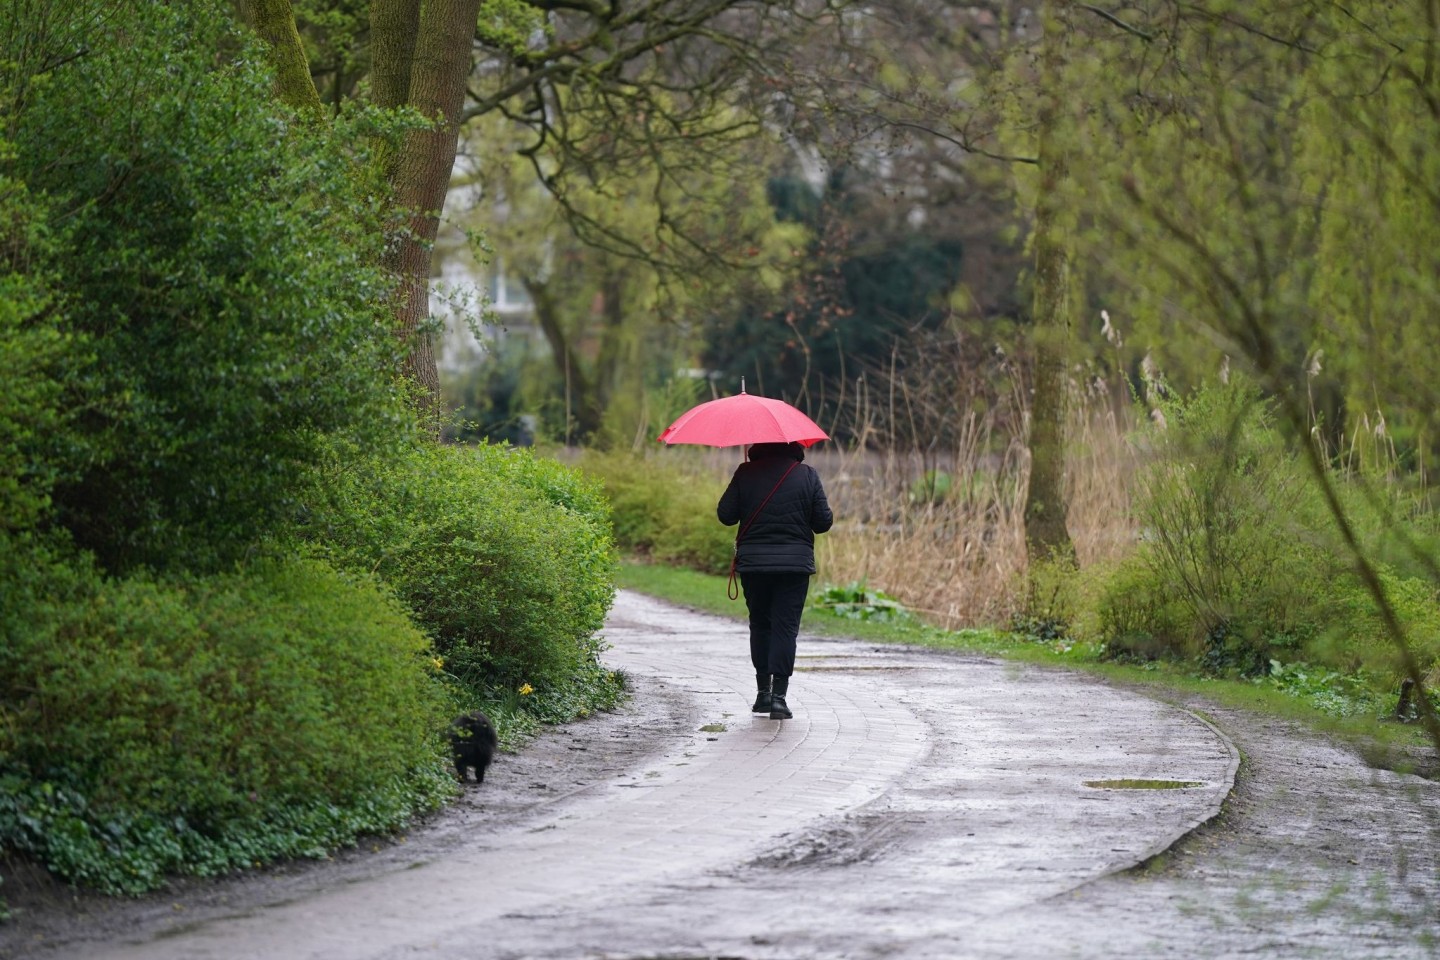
{"left": 581, "top": 450, "right": 735, "bottom": 575}
{"left": 0, "top": 539, "right": 454, "bottom": 895}
{"left": 5, "top": 1, "right": 412, "bottom": 573}
{"left": 1089, "top": 554, "right": 1198, "bottom": 660}
{"left": 307, "top": 442, "right": 619, "bottom": 714}
{"left": 1310, "top": 568, "right": 1440, "bottom": 681}
{"left": 908, "top": 469, "right": 953, "bottom": 505}
{"left": 0, "top": 157, "right": 76, "bottom": 538}
{"left": 1088, "top": 381, "right": 1440, "bottom": 689}
{"left": 1093, "top": 381, "right": 1336, "bottom": 672}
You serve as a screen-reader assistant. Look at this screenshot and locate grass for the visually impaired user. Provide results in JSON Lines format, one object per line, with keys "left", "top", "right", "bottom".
{"left": 617, "top": 561, "right": 1436, "bottom": 777}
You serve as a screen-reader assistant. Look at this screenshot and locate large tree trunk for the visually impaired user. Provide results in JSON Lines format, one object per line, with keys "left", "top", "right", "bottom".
{"left": 369, "top": 0, "right": 421, "bottom": 111}
{"left": 240, "top": 0, "right": 323, "bottom": 116}
{"left": 248, "top": 0, "right": 479, "bottom": 420}
{"left": 1022, "top": 2, "right": 1075, "bottom": 567}
{"left": 377, "top": 0, "right": 482, "bottom": 421}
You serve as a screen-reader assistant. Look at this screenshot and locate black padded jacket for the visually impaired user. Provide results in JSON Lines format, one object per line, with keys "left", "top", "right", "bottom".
{"left": 717, "top": 443, "right": 834, "bottom": 574}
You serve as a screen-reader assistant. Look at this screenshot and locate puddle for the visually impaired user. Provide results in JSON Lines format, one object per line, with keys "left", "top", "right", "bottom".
{"left": 794, "top": 665, "right": 911, "bottom": 672}
{"left": 1083, "top": 778, "right": 1204, "bottom": 790}
{"left": 699, "top": 723, "right": 726, "bottom": 733}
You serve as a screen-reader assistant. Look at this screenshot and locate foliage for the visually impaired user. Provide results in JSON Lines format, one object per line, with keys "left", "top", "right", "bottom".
{"left": 580, "top": 450, "right": 736, "bottom": 575}
{"left": 1253, "top": 660, "right": 1392, "bottom": 722}
{"left": 0, "top": 146, "right": 74, "bottom": 537}
{"left": 4, "top": 0, "right": 411, "bottom": 573}
{"left": 1310, "top": 568, "right": 1440, "bottom": 683}
{"left": 441, "top": 104, "right": 806, "bottom": 448}
{"left": 810, "top": 582, "right": 915, "bottom": 624}
{"left": 1055, "top": 3, "right": 1440, "bottom": 748}
{"left": 306, "top": 441, "right": 619, "bottom": 713}
{"left": 440, "top": 337, "right": 538, "bottom": 447}
{"left": 1013, "top": 553, "right": 1081, "bottom": 643}
{"left": 0, "top": 539, "right": 454, "bottom": 895}
{"left": 1089, "top": 553, "right": 1196, "bottom": 661}
{"left": 1065, "top": 2, "right": 1440, "bottom": 459}
{"left": 908, "top": 470, "right": 953, "bottom": 505}
{"left": 1084, "top": 380, "right": 1440, "bottom": 695}
{"left": 0, "top": 0, "right": 636, "bottom": 904}
{"left": 1090, "top": 382, "right": 1334, "bottom": 672}
{"left": 701, "top": 171, "right": 969, "bottom": 437}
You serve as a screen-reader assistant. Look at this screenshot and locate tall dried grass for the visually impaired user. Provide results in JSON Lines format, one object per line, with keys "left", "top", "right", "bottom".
{"left": 655, "top": 365, "right": 1141, "bottom": 631}
{"left": 813, "top": 374, "right": 1137, "bottom": 629}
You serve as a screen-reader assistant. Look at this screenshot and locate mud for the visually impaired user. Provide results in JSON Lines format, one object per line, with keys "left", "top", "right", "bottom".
{"left": 2, "top": 591, "right": 1437, "bottom": 960}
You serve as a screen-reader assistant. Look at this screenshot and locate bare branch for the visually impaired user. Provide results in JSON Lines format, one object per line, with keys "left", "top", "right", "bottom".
{"left": 1076, "top": 3, "right": 1154, "bottom": 43}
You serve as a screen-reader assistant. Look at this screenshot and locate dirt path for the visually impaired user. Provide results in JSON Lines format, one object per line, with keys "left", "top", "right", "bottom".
{"left": 2, "top": 591, "right": 1435, "bottom": 959}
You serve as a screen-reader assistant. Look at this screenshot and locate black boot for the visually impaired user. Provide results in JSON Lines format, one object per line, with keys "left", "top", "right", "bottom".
{"left": 751, "top": 673, "right": 772, "bottom": 713}
{"left": 769, "top": 675, "right": 792, "bottom": 720}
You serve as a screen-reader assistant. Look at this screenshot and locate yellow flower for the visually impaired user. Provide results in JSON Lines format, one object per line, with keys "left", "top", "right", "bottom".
{"left": 430, "top": 657, "right": 445, "bottom": 671}
{"left": 518, "top": 682, "right": 534, "bottom": 696}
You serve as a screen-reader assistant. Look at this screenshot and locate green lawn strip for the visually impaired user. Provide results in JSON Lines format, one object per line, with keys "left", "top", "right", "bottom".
{"left": 616, "top": 561, "right": 1434, "bottom": 775}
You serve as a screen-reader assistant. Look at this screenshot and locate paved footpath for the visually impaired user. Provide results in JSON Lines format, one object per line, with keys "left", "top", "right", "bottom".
{"left": 67, "top": 591, "right": 1239, "bottom": 960}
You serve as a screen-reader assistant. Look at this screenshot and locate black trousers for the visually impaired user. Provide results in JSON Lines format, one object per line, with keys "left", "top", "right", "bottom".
{"left": 739, "top": 571, "right": 811, "bottom": 678}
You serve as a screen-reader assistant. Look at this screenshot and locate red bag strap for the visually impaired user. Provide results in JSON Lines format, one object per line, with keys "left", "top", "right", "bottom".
{"left": 728, "top": 460, "right": 801, "bottom": 600}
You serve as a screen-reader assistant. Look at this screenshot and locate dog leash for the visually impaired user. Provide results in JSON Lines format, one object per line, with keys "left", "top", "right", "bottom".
{"left": 728, "top": 460, "right": 801, "bottom": 601}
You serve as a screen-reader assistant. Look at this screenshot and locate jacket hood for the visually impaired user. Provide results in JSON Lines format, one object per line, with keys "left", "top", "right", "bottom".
{"left": 748, "top": 441, "right": 805, "bottom": 462}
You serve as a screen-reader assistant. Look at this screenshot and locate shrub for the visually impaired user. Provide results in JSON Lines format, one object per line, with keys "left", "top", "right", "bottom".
{"left": 1092, "top": 380, "right": 1440, "bottom": 691}
{"left": 1013, "top": 554, "right": 1082, "bottom": 642}
{"left": 580, "top": 450, "right": 735, "bottom": 575}
{"left": 908, "top": 469, "right": 953, "bottom": 505}
{"left": 0, "top": 539, "right": 454, "bottom": 894}
{"left": 1310, "top": 568, "right": 1440, "bottom": 681}
{"left": 307, "top": 442, "right": 619, "bottom": 714}
{"left": 1091, "top": 554, "right": 1202, "bottom": 660}
{"left": 0, "top": 159, "right": 76, "bottom": 538}
{"left": 1093, "top": 381, "right": 1336, "bottom": 672}
{"left": 5, "top": 1, "right": 412, "bottom": 573}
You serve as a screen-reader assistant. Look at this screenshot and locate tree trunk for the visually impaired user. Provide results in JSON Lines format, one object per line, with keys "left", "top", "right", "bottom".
{"left": 246, "top": 0, "right": 479, "bottom": 421}
{"left": 379, "top": 0, "right": 482, "bottom": 422}
{"left": 240, "top": 0, "right": 323, "bottom": 116}
{"left": 525, "top": 277, "right": 601, "bottom": 443}
{"left": 593, "top": 272, "right": 628, "bottom": 428}
{"left": 369, "top": 0, "right": 421, "bottom": 111}
{"left": 1022, "top": 2, "right": 1076, "bottom": 567}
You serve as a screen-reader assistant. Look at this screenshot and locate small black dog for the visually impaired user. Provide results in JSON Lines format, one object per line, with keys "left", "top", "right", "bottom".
{"left": 449, "top": 710, "right": 498, "bottom": 784}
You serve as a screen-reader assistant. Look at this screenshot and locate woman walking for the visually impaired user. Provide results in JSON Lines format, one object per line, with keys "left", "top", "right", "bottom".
{"left": 717, "top": 441, "right": 833, "bottom": 720}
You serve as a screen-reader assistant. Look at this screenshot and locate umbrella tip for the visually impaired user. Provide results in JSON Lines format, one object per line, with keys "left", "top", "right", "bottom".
{"left": 740, "top": 376, "right": 746, "bottom": 394}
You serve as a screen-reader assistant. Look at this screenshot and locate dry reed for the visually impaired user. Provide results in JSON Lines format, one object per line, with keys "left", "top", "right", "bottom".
{"left": 664, "top": 369, "right": 1142, "bottom": 631}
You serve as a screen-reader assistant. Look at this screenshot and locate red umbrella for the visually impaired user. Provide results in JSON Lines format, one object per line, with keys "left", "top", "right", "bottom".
{"left": 657, "top": 388, "right": 829, "bottom": 448}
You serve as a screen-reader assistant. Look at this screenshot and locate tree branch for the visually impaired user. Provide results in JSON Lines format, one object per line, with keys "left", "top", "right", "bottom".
{"left": 1076, "top": 3, "right": 1154, "bottom": 43}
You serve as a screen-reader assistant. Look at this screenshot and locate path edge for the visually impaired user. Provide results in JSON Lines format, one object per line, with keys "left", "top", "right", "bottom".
{"left": 1108, "top": 706, "right": 1241, "bottom": 876}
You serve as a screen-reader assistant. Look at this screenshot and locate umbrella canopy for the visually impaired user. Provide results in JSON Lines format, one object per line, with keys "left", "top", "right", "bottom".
{"left": 657, "top": 390, "right": 829, "bottom": 448}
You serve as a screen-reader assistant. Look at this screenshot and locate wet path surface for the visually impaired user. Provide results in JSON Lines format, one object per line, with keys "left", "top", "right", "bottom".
{"left": 58, "top": 592, "right": 1241, "bottom": 960}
